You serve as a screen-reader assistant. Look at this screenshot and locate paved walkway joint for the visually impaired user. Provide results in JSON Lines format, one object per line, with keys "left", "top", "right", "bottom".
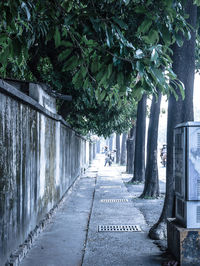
{"left": 18, "top": 154, "right": 167, "bottom": 266}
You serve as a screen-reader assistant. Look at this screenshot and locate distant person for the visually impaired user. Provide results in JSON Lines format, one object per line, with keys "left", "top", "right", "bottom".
{"left": 104, "top": 146, "right": 108, "bottom": 155}
{"left": 104, "top": 152, "right": 112, "bottom": 166}
{"left": 160, "top": 144, "right": 167, "bottom": 167}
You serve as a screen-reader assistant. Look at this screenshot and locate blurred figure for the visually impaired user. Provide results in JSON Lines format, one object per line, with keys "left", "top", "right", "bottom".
{"left": 104, "top": 146, "right": 108, "bottom": 155}
{"left": 104, "top": 152, "right": 112, "bottom": 166}
{"left": 160, "top": 144, "right": 167, "bottom": 167}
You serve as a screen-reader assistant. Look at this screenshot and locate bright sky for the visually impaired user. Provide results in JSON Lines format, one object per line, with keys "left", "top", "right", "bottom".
{"left": 194, "top": 73, "right": 200, "bottom": 120}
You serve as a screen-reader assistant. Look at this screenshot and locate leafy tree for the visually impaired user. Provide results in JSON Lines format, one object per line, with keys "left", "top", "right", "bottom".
{"left": 1, "top": 0, "right": 200, "bottom": 240}
{"left": 64, "top": 94, "right": 137, "bottom": 137}
{"left": 149, "top": 0, "right": 198, "bottom": 240}
{"left": 1, "top": 0, "right": 191, "bottom": 109}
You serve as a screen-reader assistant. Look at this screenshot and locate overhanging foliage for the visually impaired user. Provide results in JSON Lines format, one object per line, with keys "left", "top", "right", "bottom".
{"left": 0, "top": 0, "right": 199, "bottom": 135}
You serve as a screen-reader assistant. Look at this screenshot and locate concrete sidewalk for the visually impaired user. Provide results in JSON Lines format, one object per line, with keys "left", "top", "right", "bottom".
{"left": 19, "top": 154, "right": 166, "bottom": 266}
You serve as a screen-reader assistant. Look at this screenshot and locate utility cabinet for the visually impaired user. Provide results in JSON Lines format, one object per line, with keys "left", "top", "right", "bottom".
{"left": 174, "top": 122, "right": 200, "bottom": 228}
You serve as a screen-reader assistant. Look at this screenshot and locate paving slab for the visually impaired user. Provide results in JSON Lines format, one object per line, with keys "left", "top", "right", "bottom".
{"left": 82, "top": 156, "right": 165, "bottom": 266}
{"left": 19, "top": 155, "right": 166, "bottom": 266}
{"left": 20, "top": 164, "right": 98, "bottom": 266}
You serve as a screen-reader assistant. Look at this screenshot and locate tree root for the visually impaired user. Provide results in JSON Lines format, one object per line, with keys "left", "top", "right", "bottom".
{"left": 149, "top": 221, "right": 167, "bottom": 240}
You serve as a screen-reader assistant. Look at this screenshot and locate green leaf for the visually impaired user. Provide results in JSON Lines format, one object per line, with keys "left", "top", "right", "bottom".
{"left": 99, "top": 73, "right": 107, "bottom": 86}
{"left": 95, "top": 89, "right": 100, "bottom": 101}
{"left": 72, "top": 71, "right": 80, "bottom": 85}
{"left": 165, "top": 0, "right": 173, "bottom": 7}
{"left": 54, "top": 27, "right": 61, "bottom": 48}
{"left": 151, "top": 49, "right": 158, "bottom": 62}
{"left": 137, "top": 19, "right": 152, "bottom": 34}
{"left": 96, "top": 69, "right": 104, "bottom": 82}
{"left": 63, "top": 56, "right": 79, "bottom": 71}
{"left": 108, "top": 97, "right": 113, "bottom": 109}
{"left": 175, "top": 34, "right": 183, "bottom": 47}
{"left": 185, "top": 30, "right": 191, "bottom": 40}
{"left": 148, "top": 29, "right": 159, "bottom": 44}
{"left": 72, "top": 70, "right": 83, "bottom": 88}
{"left": 136, "top": 61, "right": 145, "bottom": 76}
{"left": 161, "top": 26, "right": 171, "bottom": 45}
{"left": 100, "top": 90, "right": 106, "bottom": 101}
{"left": 60, "top": 41, "right": 73, "bottom": 47}
{"left": 172, "top": 80, "right": 185, "bottom": 99}
{"left": 90, "top": 17, "right": 101, "bottom": 32}
{"left": 21, "top": 2, "right": 31, "bottom": 21}
{"left": 86, "top": 39, "right": 96, "bottom": 47}
{"left": 0, "top": 47, "right": 9, "bottom": 67}
{"left": 194, "top": 0, "right": 200, "bottom": 6}
{"left": 143, "top": 29, "right": 159, "bottom": 44}
{"left": 83, "top": 77, "right": 89, "bottom": 89}
{"left": 134, "top": 6, "right": 147, "bottom": 13}
{"left": 91, "top": 57, "right": 101, "bottom": 73}
{"left": 123, "top": 0, "right": 130, "bottom": 5}
{"left": 107, "top": 64, "right": 113, "bottom": 79}
{"left": 151, "top": 67, "right": 165, "bottom": 84}
{"left": 105, "top": 26, "right": 113, "bottom": 47}
{"left": 80, "top": 66, "right": 87, "bottom": 79}
{"left": 178, "top": 81, "right": 185, "bottom": 99}
{"left": 0, "top": 34, "right": 8, "bottom": 43}
{"left": 58, "top": 49, "right": 73, "bottom": 61}
{"left": 113, "top": 18, "right": 128, "bottom": 30}
{"left": 117, "top": 72, "right": 124, "bottom": 86}
{"left": 63, "top": 59, "right": 80, "bottom": 71}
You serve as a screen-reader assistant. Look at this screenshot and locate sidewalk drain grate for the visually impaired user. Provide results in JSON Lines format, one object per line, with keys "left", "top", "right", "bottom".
{"left": 100, "top": 186, "right": 121, "bottom": 189}
{"left": 98, "top": 225, "right": 141, "bottom": 232}
{"left": 100, "top": 199, "right": 128, "bottom": 203}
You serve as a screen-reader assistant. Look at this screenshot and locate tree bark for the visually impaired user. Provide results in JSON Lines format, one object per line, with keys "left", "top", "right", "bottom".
{"left": 109, "top": 134, "right": 114, "bottom": 151}
{"left": 140, "top": 91, "right": 162, "bottom": 198}
{"left": 97, "top": 140, "right": 101, "bottom": 153}
{"left": 131, "top": 94, "right": 147, "bottom": 182}
{"left": 120, "top": 132, "right": 127, "bottom": 165}
{"left": 149, "top": 0, "right": 197, "bottom": 240}
{"left": 116, "top": 134, "right": 121, "bottom": 164}
{"left": 126, "top": 124, "right": 136, "bottom": 174}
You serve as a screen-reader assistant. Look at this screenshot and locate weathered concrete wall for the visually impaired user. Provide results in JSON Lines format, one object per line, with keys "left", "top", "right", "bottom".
{"left": 0, "top": 80, "right": 89, "bottom": 265}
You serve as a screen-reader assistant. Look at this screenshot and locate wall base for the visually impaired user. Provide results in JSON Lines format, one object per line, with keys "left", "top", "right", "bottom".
{"left": 167, "top": 218, "right": 200, "bottom": 265}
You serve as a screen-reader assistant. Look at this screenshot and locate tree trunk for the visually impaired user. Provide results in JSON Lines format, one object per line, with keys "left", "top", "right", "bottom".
{"left": 131, "top": 94, "right": 147, "bottom": 182}
{"left": 120, "top": 132, "right": 127, "bottom": 165}
{"left": 106, "top": 137, "right": 109, "bottom": 147}
{"left": 97, "top": 140, "right": 101, "bottom": 153}
{"left": 149, "top": 0, "right": 197, "bottom": 240}
{"left": 126, "top": 124, "right": 136, "bottom": 174}
{"left": 109, "top": 134, "right": 114, "bottom": 151}
{"left": 116, "top": 134, "right": 121, "bottom": 164}
{"left": 140, "top": 91, "right": 162, "bottom": 198}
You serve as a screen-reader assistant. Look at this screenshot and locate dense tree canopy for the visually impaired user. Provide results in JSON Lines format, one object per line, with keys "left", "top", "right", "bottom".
{"left": 0, "top": 0, "right": 199, "bottom": 135}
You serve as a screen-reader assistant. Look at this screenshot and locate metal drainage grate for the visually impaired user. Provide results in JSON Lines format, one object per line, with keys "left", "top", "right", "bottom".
{"left": 100, "top": 186, "right": 121, "bottom": 189}
{"left": 100, "top": 199, "right": 129, "bottom": 203}
{"left": 98, "top": 225, "right": 141, "bottom": 232}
